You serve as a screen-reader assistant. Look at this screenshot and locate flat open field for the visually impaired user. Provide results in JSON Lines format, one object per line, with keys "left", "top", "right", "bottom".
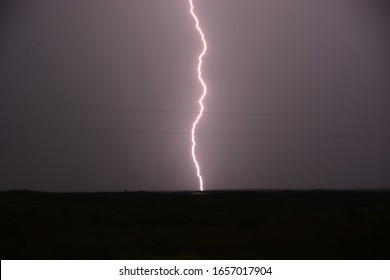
{"left": 1, "top": 190, "right": 389, "bottom": 259}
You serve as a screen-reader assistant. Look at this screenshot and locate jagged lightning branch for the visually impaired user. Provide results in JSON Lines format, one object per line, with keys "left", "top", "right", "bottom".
{"left": 189, "top": 0, "right": 207, "bottom": 191}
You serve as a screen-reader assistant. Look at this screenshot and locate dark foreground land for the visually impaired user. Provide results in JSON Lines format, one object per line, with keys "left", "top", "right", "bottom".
{"left": 1, "top": 190, "right": 390, "bottom": 259}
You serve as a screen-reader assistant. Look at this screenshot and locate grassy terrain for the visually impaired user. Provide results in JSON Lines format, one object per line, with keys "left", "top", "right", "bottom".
{"left": 0, "top": 190, "right": 389, "bottom": 259}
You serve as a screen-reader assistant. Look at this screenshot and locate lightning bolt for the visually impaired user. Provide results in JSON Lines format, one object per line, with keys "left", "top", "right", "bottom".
{"left": 189, "top": 0, "right": 207, "bottom": 191}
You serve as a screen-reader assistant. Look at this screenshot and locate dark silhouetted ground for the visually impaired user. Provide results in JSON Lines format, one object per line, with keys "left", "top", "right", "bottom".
{"left": 1, "top": 190, "right": 389, "bottom": 259}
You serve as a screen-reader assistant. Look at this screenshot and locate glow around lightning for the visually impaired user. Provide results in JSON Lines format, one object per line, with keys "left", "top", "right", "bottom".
{"left": 189, "top": 0, "right": 207, "bottom": 191}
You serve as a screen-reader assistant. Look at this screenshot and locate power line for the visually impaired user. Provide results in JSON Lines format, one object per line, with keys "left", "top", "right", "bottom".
{"left": 1, "top": 126, "right": 389, "bottom": 140}
{"left": 1, "top": 102, "right": 389, "bottom": 120}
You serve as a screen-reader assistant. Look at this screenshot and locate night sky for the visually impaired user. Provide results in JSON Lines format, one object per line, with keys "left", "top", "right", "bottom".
{"left": 1, "top": 0, "right": 389, "bottom": 192}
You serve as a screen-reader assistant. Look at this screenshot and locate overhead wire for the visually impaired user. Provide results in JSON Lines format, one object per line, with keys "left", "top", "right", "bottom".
{"left": 0, "top": 125, "right": 389, "bottom": 140}
{"left": 1, "top": 102, "right": 390, "bottom": 120}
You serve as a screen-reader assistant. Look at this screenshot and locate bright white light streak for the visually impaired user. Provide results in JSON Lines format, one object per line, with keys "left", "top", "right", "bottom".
{"left": 189, "top": 0, "right": 207, "bottom": 191}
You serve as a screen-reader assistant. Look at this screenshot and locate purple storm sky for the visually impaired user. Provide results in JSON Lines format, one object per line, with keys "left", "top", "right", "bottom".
{"left": 0, "top": 0, "right": 389, "bottom": 191}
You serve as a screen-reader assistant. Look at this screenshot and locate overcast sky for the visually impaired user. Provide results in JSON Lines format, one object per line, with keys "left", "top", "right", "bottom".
{"left": 1, "top": 0, "right": 389, "bottom": 192}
